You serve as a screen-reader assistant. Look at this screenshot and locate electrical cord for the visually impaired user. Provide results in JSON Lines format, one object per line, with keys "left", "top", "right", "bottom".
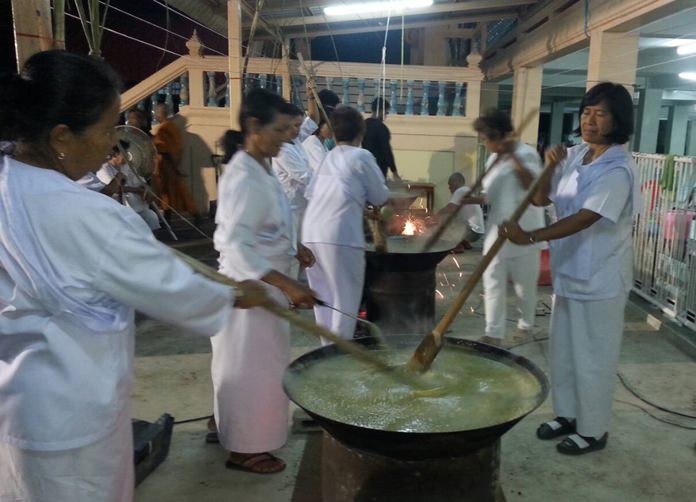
{"left": 173, "top": 414, "right": 213, "bottom": 426}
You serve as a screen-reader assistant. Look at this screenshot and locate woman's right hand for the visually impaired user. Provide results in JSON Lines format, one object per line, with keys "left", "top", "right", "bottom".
{"left": 545, "top": 144, "right": 567, "bottom": 168}
{"left": 284, "top": 280, "right": 317, "bottom": 309}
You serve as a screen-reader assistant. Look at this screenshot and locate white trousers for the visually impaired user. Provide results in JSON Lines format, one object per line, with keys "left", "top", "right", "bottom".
{"left": 0, "top": 411, "right": 134, "bottom": 502}
{"left": 550, "top": 293, "right": 627, "bottom": 438}
{"left": 211, "top": 262, "right": 291, "bottom": 454}
{"left": 305, "top": 243, "right": 365, "bottom": 345}
{"left": 482, "top": 250, "right": 540, "bottom": 339}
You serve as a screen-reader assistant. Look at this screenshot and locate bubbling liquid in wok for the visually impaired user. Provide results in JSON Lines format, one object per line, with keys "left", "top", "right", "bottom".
{"left": 285, "top": 346, "right": 543, "bottom": 433}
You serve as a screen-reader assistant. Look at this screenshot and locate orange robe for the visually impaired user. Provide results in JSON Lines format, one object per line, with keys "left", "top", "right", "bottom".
{"left": 153, "top": 120, "right": 199, "bottom": 215}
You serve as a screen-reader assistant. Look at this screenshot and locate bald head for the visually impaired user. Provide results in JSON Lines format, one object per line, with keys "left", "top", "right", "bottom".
{"left": 448, "top": 172, "right": 466, "bottom": 193}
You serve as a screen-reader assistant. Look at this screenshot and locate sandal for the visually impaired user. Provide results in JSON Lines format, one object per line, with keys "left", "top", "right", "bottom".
{"left": 557, "top": 433, "right": 608, "bottom": 455}
{"left": 205, "top": 417, "right": 219, "bottom": 444}
{"left": 225, "top": 452, "right": 286, "bottom": 474}
{"left": 536, "top": 417, "right": 576, "bottom": 440}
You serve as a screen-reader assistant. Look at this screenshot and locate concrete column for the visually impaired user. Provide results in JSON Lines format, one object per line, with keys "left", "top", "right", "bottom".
{"left": 586, "top": 31, "right": 639, "bottom": 90}
{"left": 510, "top": 65, "right": 543, "bottom": 146}
{"left": 423, "top": 26, "right": 448, "bottom": 66}
{"left": 666, "top": 105, "right": 690, "bottom": 155}
{"left": 479, "top": 82, "right": 499, "bottom": 113}
{"left": 686, "top": 120, "right": 696, "bottom": 156}
{"left": 635, "top": 88, "right": 662, "bottom": 153}
{"left": 549, "top": 101, "right": 566, "bottom": 146}
{"left": 228, "top": 0, "right": 243, "bottom": 129}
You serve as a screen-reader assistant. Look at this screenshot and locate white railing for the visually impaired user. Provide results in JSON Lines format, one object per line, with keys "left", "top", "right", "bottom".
{"left": 632, "top": 152, "right": 696, "bottom": 330}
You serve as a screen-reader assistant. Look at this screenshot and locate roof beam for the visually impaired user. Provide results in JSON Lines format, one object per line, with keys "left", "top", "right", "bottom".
{"left": 270, "top": 0, "right": 534, "bottom": 28}
{"left": 261, "top": 13, "right": 506, "bottom": 39}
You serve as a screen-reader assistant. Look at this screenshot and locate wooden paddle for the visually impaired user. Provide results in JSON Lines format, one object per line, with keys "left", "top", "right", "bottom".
{"left": 420, "top": 108, "right": 539, "bottom": 252}
{"left": 405, "top": 158, "right": 556, "bottom": 374}
{"left": 171, "top": 249, "right": 431, "bottom": 388}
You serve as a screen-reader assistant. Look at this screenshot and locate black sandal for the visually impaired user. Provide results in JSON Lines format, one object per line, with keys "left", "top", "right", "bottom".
{"left": 536, "top": 417, "right": 576, "bottom": 440}
{"left": 557, "top": 433, "right": 608, "bottom": 455}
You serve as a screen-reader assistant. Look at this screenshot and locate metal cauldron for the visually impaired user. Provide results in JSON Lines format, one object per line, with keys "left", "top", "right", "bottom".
{"left": 284, "top": 334, "right": 549, "bottom": 461}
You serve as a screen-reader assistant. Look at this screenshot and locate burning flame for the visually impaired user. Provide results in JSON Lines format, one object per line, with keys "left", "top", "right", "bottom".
{"left": 402, "top": 219, "right": 417, "bottom": 236}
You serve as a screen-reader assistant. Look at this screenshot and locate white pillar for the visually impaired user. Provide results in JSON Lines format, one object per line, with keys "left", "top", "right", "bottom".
{"left": 228, "top": 0, "right": 243, "bottom": 129}
{"left": 511, "top": 65, "right": 543, "bottom": 146}
{"left": 686, "top": 120, "right": 696, "bottom": 157}
{"left": 549, "top": 101, "right": 566, "bottom": 146}
{"left": 636, "top": 88, "right": 662, "bottom": 154}
{"left": 666, "top": 105, "right": 690, "bottom": 155}
{"left": 586, "top": 31, "right": 639, "bottom": 90}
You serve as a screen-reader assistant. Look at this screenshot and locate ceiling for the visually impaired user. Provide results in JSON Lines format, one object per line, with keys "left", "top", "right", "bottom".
{"left": 165, "top": 0, "right": 541, "bottom": 41}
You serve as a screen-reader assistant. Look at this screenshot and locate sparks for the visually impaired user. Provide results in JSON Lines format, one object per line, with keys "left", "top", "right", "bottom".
{"left": 435, "top": 289, "right": 444, "bottom": 299}
{"left": 452, "top": 256, "right": 460, "bottom": 269}
{"left": 402, "top": 219, "right": 417, "bottom": 236}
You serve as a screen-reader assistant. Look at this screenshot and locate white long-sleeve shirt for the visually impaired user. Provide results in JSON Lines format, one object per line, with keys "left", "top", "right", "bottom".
{"left": 302, "top": 146, "right": 389, "bottom": 248}
{"left": 302, "top": 134, "right": 328, "bottom": 173}
{"left": 272, "top": 140, "right": 311, "bottom": 211}
{"left": 0, "top": 156, "right": 233, "bottom": 451}
{"left": 215, "top": 151, "right": 294, "bottom": 279}
{"left": 482, "top": 142, "right": 547, "bottom": 257}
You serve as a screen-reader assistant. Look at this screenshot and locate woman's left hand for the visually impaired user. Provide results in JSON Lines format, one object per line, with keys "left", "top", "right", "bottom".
{"left": 296, "top": 243, "right": 316, "bottom": 269}
{"left": 499, "top": 221, "right": 529, "bottom": 245}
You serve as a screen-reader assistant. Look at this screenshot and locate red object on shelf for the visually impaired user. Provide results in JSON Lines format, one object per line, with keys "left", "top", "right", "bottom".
{"left": 538, "top": 249, "right": 552, "bottom": 286}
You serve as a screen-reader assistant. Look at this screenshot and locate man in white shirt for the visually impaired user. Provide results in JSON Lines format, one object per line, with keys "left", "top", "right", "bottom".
{"left": 437, "top": 172, "right": 485, "bottom": 251}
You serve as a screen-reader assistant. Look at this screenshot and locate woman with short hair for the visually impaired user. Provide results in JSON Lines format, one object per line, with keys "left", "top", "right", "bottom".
{"left": 502, "top": 82, "right": 641, "bottom": 455}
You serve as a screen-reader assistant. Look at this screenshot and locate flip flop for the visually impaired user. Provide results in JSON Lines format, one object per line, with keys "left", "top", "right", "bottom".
{"left": 225, "top": 452, "right": 286, "bottom": 474}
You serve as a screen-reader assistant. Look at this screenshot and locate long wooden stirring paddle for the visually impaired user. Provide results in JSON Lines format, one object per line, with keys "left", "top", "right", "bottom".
{"left": 406, "top": 158, "right": 556, "bottom": 374}
{"left": 171, "top": 249, "right": 429, "bottom": 388}
{"left": 421, "top": 108, "right": 539, "bottom": 252}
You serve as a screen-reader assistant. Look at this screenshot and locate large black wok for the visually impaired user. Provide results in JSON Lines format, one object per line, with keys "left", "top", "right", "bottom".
{"left": 284, "top": 335, "right": 549, "bottom": 460}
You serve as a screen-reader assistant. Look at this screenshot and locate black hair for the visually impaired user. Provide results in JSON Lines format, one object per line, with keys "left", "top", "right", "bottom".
{"left": 313, "top": 106, "right": 334, "bottom": 137}
{"left": 576, "top": 82, "right": 634, "bottom": 145}
{"left": 318, "top": 89, "right": 340, "bottom": 108}
{"left": 221, "top": 129, "right": 244, "bottom": 164}
{"left": 371, "top": 97, "right": 390, "bottom": 113}
{"left": 331, "top": 106, "right": 365, "bottom": 142}
{"left": 280, "top": 102, "right": 304, "bottom": 117}
{"left": 0, "top": 50, "right": 121, "bottom": 144}
{"left": 472, "top": 108, "right": 513, "bottom": 141}
{"left": 239, "top": 88, "right": 288, "bottom": 137}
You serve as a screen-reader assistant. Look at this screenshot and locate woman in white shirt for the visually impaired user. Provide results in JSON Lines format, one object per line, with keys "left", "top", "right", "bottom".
{"left": 471, "top": 109, "right": 546, "bottom": 347}
{"left": 0, "top": 50, "right": 268, "bottom": 502}
{"left": 502, "top": 82, "right": 640, "bottom": 455}
{"left": 302, "top": 107, "right": 390, "bottom": 343}
{"left": 302, "top": 113, "right": 333, "bottom": 173}
{"left": 212, "top": 89, "right": 317, "bottom": 474}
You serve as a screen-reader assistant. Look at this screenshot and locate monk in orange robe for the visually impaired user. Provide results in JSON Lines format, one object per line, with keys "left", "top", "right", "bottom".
{"left": 152, "top": 103, "right": 200, "bottom": 218}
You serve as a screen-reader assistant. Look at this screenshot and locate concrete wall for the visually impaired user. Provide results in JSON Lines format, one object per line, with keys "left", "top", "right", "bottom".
{"left": 169, "top": 109, "right": 480, "bottom": 213}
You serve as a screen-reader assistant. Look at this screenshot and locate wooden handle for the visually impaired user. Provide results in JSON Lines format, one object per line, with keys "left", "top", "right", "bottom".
{"left": 172, "top": 249, "right": 426, "bottom": 387}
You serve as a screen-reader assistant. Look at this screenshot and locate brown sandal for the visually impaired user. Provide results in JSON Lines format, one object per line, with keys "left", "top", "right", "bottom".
{"left": 225, "top": 452, "right": 286, "bottom": 474}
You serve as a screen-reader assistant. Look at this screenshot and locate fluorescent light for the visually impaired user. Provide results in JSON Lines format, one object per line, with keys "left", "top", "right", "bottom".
{"left": 679, "top": 72, "right": 696, "bottom": 81}
{"left": 324, "top": 0, "right": 433, "bottom": 17}
{"left": 676, "top": 43, "right": 696, "bottom": 56}
{"left": 662, "top": 38, "right": 696, "bottom": 48}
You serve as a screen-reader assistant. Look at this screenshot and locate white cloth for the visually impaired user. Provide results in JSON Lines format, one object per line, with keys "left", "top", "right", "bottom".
{"left": 0, "top": 408, "right": 134, "bottom": 502}
{"left": 75, "top": 171, "right": 106, "bottom": 191}
{"left": 483, "top": 251, "right": 540, "bottom": 339}
{"left": 299, "top": 116, "right": 319, "bottom": 143}
{"left": 482, "top": 142, "right": 547, "bottom": 258}
{"left": 549, "top": 293, "right": 627, "bottom": 438}
{"left": 212, "top": 150, "right": 295, "bottom": 453}
{"left": 449, "top": 186, "right": 485, "bottom": 235}
{"left": 302, "top": 145, "right": 389, "bottom": 248}
{"left": 549, "top": 144, "right": 640, "bottom": 299}
{"left": 305, "top": 243, "right": 365, "bottom": 344}
{"left": 302, "top": 134, "right": 328, "bottom": 173}
{"left": 96, "top": 162, "right": 160, "bottom": 230}
{"left": 272, "top": 140, "right": 311, "bottom": 211}
{"left": 0, "top": 156, "right": 233, "bottom": 496}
